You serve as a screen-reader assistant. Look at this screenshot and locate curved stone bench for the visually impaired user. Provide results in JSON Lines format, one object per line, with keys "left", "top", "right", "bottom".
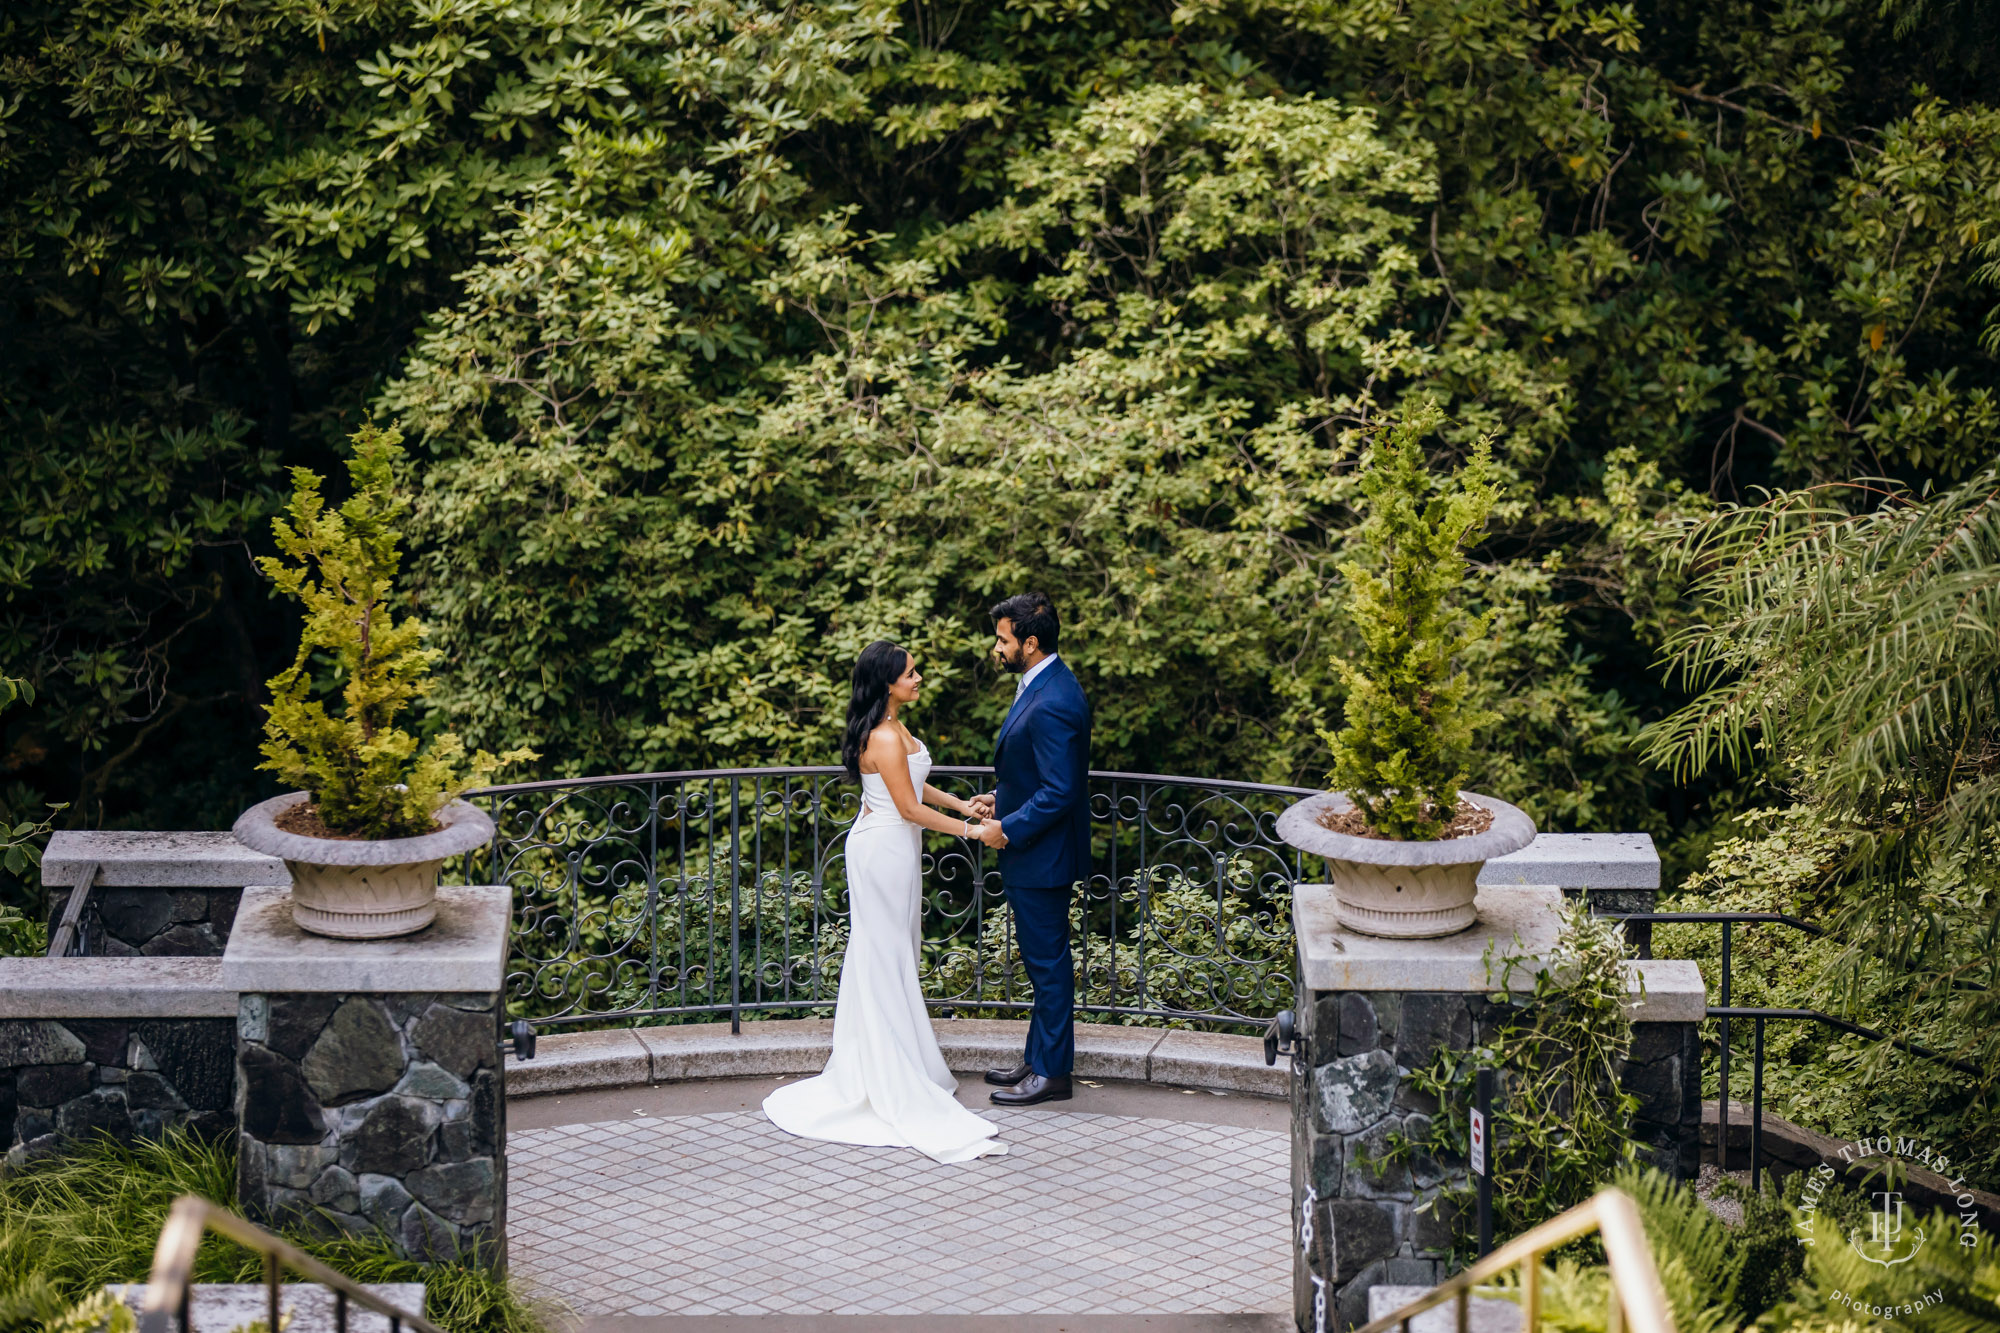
{"left": 504, "top": 1016, "right": 1286, "bottom": 1099}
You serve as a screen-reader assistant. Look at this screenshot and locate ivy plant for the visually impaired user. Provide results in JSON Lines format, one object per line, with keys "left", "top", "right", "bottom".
{"left": 1393, "top": 900, "right": 1642, "bottom": 1258}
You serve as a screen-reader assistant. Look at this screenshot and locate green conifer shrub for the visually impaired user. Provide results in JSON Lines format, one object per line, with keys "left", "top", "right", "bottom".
{"left": 256, "top": 423, "right": 534, "bottom": 839}
{"left": 1324, "top": 400, "right": 1500, "bottom": 840}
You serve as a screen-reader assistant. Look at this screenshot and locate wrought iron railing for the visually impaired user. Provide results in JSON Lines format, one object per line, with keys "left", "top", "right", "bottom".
{"left": 1609, "top": 910, "right": 1983, "bottom": 1190}
{"left": 460, "top": 766, "right": 1314, "bottom": 1032}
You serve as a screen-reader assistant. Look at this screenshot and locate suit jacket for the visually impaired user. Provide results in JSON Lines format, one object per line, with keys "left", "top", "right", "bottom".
{"left": 993, "top": 657, "right": 1093, "bottom": 889}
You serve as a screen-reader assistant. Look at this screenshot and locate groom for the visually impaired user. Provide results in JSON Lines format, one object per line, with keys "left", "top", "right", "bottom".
{"left": 969, "top": 592, "right": 1092, "bottom": 1107}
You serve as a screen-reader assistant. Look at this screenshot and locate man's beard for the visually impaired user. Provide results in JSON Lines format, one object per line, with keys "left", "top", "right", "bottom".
{"left": 998, "top": 644, "right": 1026, "bottom": 673}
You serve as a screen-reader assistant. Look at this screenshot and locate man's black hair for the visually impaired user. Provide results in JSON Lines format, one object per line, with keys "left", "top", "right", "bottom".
{"left": 990, "top": 591, "right": 1059, "bottom": 655}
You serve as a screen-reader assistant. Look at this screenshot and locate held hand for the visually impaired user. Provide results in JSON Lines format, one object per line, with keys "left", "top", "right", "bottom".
{"left": 975, "top": 819, "right": 1008, "bottom": 850}
{"left": 968, "top": 792, "right": 996, "bottom": 819}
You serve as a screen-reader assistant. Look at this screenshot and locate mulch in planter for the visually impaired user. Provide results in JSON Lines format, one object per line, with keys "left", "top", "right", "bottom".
{"left": 274, "top": 801, "right": 440, "bottom": 840}
{"left": 1316, "top": 798, "right": 1495, "bottom": 842}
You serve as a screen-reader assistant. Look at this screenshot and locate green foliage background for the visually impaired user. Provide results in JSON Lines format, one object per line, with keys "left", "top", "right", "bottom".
{"left": 10, "top": 0, "right": 1998, "bottom": 850}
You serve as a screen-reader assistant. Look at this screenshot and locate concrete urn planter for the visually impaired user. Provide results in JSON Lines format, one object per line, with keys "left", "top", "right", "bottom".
{"left": 1275, "top": 790, "right": 1536, "bottom": 939}
{"left": 232, "top": 791, "right": 494, "bottom": 939}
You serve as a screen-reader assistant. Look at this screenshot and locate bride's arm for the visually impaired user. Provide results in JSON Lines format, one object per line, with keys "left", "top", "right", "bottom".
{"left": 866, "top": 731, "right": 983, "bottom": 837}
{"left": 921, "top": 782, "right": 978, "bottom": 818}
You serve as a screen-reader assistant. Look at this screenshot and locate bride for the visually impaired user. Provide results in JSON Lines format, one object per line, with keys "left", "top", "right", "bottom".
{"left": 762, "top": 640, "right": 1008, "bottom": 1162}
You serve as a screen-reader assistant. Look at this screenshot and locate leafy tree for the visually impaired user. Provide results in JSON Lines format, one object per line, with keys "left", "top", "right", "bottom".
{"left": 1646, "top": 472, "right": 2000, "bottom": 1178}
{"left": 0, "top": 0, "right": 891, "bottom": 829}
{"left": 5, "top": 0, "right": 1999, "bottom": 887}
{"left": 258, "top": 422, "right": 533, "bottom": 837}
{"left": 1324, "top": 401, "right": 1499, "bottom": 838}
{"left": 1648, "top": 472, "right": 2000, "bottom": 867}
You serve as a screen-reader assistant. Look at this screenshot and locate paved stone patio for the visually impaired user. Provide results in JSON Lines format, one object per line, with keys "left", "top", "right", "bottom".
{"left": 509, "top": 1099, "right": 1290, "bottom": 1318}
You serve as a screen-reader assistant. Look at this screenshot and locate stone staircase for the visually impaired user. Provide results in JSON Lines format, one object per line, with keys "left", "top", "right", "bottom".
{"left": 112, "top": 1285, "right": 424, "bottom": 1333}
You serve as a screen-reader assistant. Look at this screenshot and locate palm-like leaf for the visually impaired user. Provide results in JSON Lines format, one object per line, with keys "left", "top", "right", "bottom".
{"left": 1643, "top": 470, "right": 2000, "bottom": 1093}
{"left": 1647, "top": 473, "right": 2000, "bottom": 860}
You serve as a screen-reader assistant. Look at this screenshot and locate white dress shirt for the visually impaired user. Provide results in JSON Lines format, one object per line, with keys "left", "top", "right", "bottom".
{"left": 1014, "top": 652, "right": 1058, "bottom": 699}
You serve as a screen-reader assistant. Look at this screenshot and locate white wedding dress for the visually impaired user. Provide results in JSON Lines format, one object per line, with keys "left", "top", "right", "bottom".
{"left": 762, "top": 739, "right": 1007, "bottom": 1163}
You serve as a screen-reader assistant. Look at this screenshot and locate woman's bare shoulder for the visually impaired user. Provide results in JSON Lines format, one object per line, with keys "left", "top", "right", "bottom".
{"left": 867, "top": 720, "right": 920, "bottom": 757}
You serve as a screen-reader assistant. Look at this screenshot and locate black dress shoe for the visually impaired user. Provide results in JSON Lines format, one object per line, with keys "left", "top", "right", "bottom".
{"left": 990, "top": 1073, "right": 1072, "bottom": 1106}
{"left": 984, "top": 1061, "right": 1032, "bottom": 1087}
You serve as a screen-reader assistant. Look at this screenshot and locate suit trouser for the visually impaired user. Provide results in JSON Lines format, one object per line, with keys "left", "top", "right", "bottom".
{"left": 1005, "top": 881, "right": 1074, "bottom": 1078}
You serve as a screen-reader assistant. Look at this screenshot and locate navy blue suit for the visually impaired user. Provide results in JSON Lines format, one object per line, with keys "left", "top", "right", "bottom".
{"left": 993, "top": 656, "right": 1092, "bottom": 1078}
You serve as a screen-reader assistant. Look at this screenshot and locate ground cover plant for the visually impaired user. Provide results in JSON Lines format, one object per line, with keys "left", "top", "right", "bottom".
{"left": 0, "top": 1131, "right": 546, "bottom": 1333}
{"left": 1489, "top": 1166, "right": 2000, "bottom": 1333}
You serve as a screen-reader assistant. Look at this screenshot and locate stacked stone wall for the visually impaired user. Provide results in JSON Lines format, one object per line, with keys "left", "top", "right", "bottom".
{"left": 1292, "top": 988, "right": 1698, "bottom": 1329}
{"left": 235, "top": 991, "right": 504, "bottom": 1263}
{"left": 46, "top": 885, "right": 242, "bottom": 957}
{"left": 0, "top": 1017, "right": 234, "bottom": 1166}
{"left": 1624, "top": 1020, "right": 1700, "bottom": 1175}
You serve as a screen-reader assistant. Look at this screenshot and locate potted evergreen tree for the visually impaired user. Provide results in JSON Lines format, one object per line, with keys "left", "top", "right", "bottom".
{"left": 232, "top": 423, "right": 535, "bottom": 939}
{"left": 1275, "top": 402, "right": 1535, "bottom": 937}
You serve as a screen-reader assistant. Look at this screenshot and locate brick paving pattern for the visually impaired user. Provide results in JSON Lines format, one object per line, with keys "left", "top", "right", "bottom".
{"left": 508, "top": 1107, "right": 1289, "bottom": 1316}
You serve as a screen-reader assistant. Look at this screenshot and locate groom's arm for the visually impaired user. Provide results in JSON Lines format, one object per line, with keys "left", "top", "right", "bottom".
{"left": 998, "top": 696, "right": 1087, "bottom": 848}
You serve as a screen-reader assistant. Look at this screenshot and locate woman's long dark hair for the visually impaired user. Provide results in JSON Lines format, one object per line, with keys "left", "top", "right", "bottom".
{"left": 842, "top": 640, "right": 910, "bottom": 781}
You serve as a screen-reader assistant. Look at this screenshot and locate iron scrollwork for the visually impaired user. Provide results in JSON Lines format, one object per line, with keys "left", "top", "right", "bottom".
{"left": 461, "top": 766, "right": 1316, "bottom": 1032}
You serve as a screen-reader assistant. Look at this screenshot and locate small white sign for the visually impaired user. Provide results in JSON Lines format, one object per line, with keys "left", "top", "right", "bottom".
{"left": 1469, "top": 1108, "right": 1487, "bottom": 1177}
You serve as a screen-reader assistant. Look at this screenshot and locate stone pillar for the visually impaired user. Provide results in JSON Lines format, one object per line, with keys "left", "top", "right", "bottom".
{"left": 221, "top": 884, "right": 511, "bottom": 1265}
{"left": 1289, "top": 884, "right": 1702, "bottom": 1332}
{"left": 1621, "top": 960, "right": 1706, "bottom": 1178}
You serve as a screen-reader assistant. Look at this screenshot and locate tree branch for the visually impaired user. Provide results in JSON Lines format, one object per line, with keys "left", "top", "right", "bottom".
{"left": 1667, "top": 84, "right": 1879, "bottom": 155}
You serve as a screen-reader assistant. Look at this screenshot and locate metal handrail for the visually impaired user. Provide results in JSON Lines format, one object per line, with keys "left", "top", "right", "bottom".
{"left": 1603, "top": 908, "right": 1984, "bottom": 1190}
{"left": 468, "top": 763, "right": 1320, "bottom": 798}
{"left": 1351, "top": 1187, "right": 1676, "bottom": 1333}
{"left": 47, "top": 860, "right": 98, "bottom": 958}
{"left": 136, "top": 1195, "right": 443, "bottom": 1333}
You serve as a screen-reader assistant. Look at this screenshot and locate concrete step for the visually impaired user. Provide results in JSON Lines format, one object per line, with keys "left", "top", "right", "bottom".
{"left": 112, "top": 1284, "right": 425, "bottom": 1333}
{"left": 1369, "top": 1285, "right": 1521, "bottom": 1333}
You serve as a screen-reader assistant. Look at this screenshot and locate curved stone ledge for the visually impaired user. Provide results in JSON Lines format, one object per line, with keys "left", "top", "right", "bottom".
{"left": 1702, "top": 1100, "right": 2000, "bottom": 1229}
{"left": 504, "top": 1017, "right": 1286, "bottom": 1100}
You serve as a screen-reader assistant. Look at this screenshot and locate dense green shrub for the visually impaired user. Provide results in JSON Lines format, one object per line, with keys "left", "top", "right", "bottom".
{"left": 1323, "top": 400, "right": 1499, "bottom": 838}
{"left": 1655, "top": 803, "right": 1997, "bottom": 1185}
{"left": 257, "top": 423, "right": 534, "bottom": 838}
{"left": 1647, "top": 473, "right": 2000, "bottom": 1185}
{"left": 22, "top": 0, "right": 2000, "bottom": 853}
